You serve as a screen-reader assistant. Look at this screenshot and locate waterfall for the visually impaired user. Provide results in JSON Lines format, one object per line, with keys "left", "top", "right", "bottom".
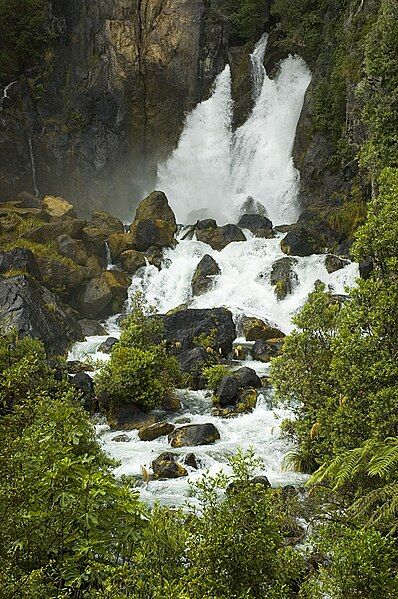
{"left": 157, "top": 36, "right": 311, "bottom": 225}
{"left": 28, "top": 137, "right": 39, "bottom": 197}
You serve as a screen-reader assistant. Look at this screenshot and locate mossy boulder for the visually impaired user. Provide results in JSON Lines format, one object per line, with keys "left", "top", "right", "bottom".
{"left": 36, "top": 256, "right": 85, "bottom": 291}
{"left": 169, "top": 423, "right": 220, "bottom": 448}
{"left": 120, "top": 249, "right": 146, "bottom": 275}
{"left": 130, "top": 219, "right": 176, "bottom": 252}
{"left": 82, "top": 227, "right": 107, "bottom": 263}
{"left": 138, "top": 421, "right": 175, "bottom": 442}
{"left": 107, "top": 404, "right": 158, "bottom": 431}
{"left": 57, "top": 234, "right": 88, "bottom": 266}
{"left": 91, "top": 210, "right": 124, "bottom": 236}
{"left": 152, "top": 452, "right": 187, "bottom": 479}
{"left": 270, "top": 257, "right": 298, "bottom": 300}
{"left": 325, "top": 254, "right": 349, "bottom": 274}
{"left": 108, "top": 232, "right": 135, "bottom": 261}
{"left": 42, "top": 196, "right": 76, "bottom": 218}
{"left": 133, "top": 191, "right": 177, "bottom": 230}
{"left": 76, "top": 277, "right": 113, "bottom": 318}
{"left": 280, "top": 226, "right": 325, "bottom": 256}
{"left": 23, "top": 218, "right": 86, "bottom": 243}
{"left": 237, "top": 213, "right": 273, "bottom": 238}
{"left": 196, "top": 224, "right": 246, "bottom": 250}
{"left": 242, "top": 316, "right": 285, "bottom": 342}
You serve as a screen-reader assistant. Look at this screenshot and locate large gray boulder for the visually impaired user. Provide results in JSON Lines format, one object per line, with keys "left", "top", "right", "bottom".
{"left": 0, "top": 275, "right": 83, "bottom": 355}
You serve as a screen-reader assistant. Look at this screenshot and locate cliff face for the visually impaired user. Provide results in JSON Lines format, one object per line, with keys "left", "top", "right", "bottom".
{"left": 0, "top": 0, "right": 228, "bottom": 218}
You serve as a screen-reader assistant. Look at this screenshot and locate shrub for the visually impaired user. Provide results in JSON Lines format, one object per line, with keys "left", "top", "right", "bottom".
{"left": 203, "top": 364, "right": 231, "bottom": 390}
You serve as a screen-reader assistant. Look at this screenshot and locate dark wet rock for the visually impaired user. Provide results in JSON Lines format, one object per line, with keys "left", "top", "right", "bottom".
{"left": 270, "top": 257, "right": 298, "bottom": 300}
{"left": 162, "top": 394, "right": 182, "bottom": 412}
{"left": 36, "top": 257, "right": 85, "bottom": 292}
{"left": 252, "top": 475, "right": 271, "bottom": 489}
{"left": 162, "top": 307, "right": 236, "bottom": 357}
{"left": 120, "top": 249, "right": 146, "bottom": 274}
{"left": 192, "top": 254, "right": 221, "bottom": 296}
{"left": 217, "top": 376, "right": 240, "bottom": 407}
{"left": 184, "top": 453, "right": 199, "bottom": 469}
{"left": 112, "top": 434, "right": 131, "bottom": 442}
{"left": 0, "top": 248, "right": 41, "bottom": 279}
{"left": 131, "top": 219, "right": 176, "bottom": 252}
{"left": 281, "top": 226, "right": 325, "bottom": 257}
{"left": 70, "top": 372, "right": 96, "bottom": 412}
{"left": 91, "top": 210, "right": 124, "bottom": 236}
{"left": 98, "top": 337, "right": 118, "bottom": 354}
{"left": 196, "top": 224, "right": 246, "bottom": 251}
{"left": 16, "top": 191, "right": 42, "bottom": 209}
{"left": 251, "top": 339, "right": 281, "bottom": 362}
{"left": 108, "top": 232, "right": 135, "bottom": 261}
{"left": 325, "top": 254, "right": 349, "bottom": 274}
{"left": 0, "top": 275, "right": 83, "bottom": 355}
{"left": 66, "top": 360, "right": 94, "bottom": 374}
{"left": 233, "top": 366, "right": 262, "bottom": 389}
{"left": 196, "top": 218, "right": 217, "bottom": 230}
{"left": 178, "top": 346, "right": 210, "bottom": 390}
{"left": 237, "top": 213, "right": 273, "bottom": 238}
{"left": 175, "top": 417, "right": 192, "bottom": 425}
{"left": 57, "top": 234, "right": 89, "bottom": 266}
{"left": 76, "top": 277, "right": 113, "bottom": 318}
{"left": 82, "top": 227, "right": 107, "bottom": 263}
{"left": 359, "top": 258, "right": 373, "bottom": 280}
{"left": 134, "top": 191, "right": 177, "bottom": 229}
{"left": 152, "top": 452, "right": 188, "bottom": 479}
{"left": 227, "top": 474, "right": 271, "bottom": 494}
{"left": 138, "top": 421, "right": 175, "bottom": 441}
{"left": 24, "top": 218, "right": 86, "bottom": 243}
{"left": 78, "top": 319, "right": 108, "bottom": 337}
{"left": 169, "top": 423, "right": 220, "bottom": 448}
{"left": 108, "top": 405, "right": 158, "bottom": 431}
{"left": 242, "top": 316, "right": 285, "bottom": 342}
{"left": 145, "top": 246, "right": 165, "bottom": 269}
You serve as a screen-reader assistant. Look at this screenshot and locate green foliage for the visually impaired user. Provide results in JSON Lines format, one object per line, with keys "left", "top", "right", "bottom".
{"left": 0, "top": 0, "right": 51, "bottom": 76}
{"left": 359, "top": 0, "right": 398, "bottom": 173}
{"left": 96, "top": 294, "right": 180, "bottom": 412}
{"left": 217, "top": 0, "right": 268, "bottom": 40}
{"left": 301, "top": 524, "right": 398, "bottom": 598}
{"left": 352, "top": 167, "right": 398, "bottom": 273}
{"left": 203, "top": 363, "right": 231, "bottom": 390}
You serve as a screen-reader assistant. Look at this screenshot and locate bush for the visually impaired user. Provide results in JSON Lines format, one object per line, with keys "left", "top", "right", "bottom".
{"left": 203, "top": 364, "right": 231, "bottom": 391}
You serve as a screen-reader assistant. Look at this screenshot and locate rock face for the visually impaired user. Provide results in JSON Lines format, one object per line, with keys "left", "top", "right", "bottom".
{"left": 0, "top": 3, "right": 228, "bottom": 216}
{"left": 196, "top": 224, "right": 246, "bottom": 250}
{"left": 191, "top": 255, "right": 221, "bottom": 296}
{"left": 169, "top": 423, "right": 220, "bottom": 448}
{"left": 0, "top": 275, "right": 83, "bottom": 355}
{"left": 162, "top": 308, "right": 236, "bottom": 357}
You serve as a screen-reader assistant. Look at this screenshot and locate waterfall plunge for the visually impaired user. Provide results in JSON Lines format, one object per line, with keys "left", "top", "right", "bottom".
{"left": 157, "top": 35, "right": 311, "bottom": 225}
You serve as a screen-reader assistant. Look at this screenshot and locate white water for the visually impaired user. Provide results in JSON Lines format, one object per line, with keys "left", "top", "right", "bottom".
{"left": 69, "top": 36, "right": 357, "bottom": 507}
{"left": 157, "top": 35, "right": 311, "bottom": 225}
{"left": 28, "top": 137, "right": 39, "bottom": 197}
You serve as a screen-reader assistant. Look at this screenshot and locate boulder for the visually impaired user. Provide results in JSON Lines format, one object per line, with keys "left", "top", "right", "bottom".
{"left": 85, "top": 256, "right": 104, "bottom": 278}
{"left": 359, "top": 258, "right": 373, "bottom": 280}
{"left": 162, "top": 308, "right": 236, "bottom": 357}
{"left": 0, "top": 248, "right": 41, "bottom": 279}
{"left": 169, "top": 423, "right": 220, "bottom": 448}
{"left": 232, "top": 366, "right": 262, "bottom": 389}
{"left": 101, "top": 270, "right": 130, "bottom": 299}
{"left": 112, "top": 434, "right": 131, "bottom": 442}
{"left": 251, "top": 338, "right": 283, "bottom": 362}
{"left": 242, "top": 316, "right": 285, "bottom": 342}
{"left": 120, "top": 249, "right": 146, "bottom": 274}
{"left": 192, "top": 255, "right": 221, "bottom": 296}
{"left": 324, "top": 254, "right": 349, "bottom": 274}
{"left": 130, "top": 219, "right": 176, "bottom": 252}
{"left": 152, "top": 452, "right": 188, "bottom": 479}
{"left": 270, "top": 257, "right": 298, "bottom": 300}
{"left": 107, "top": 405, "right": 158, "bottom": 430}
{"left": 98, "top": 337, "right": 118, "bottom": 354}
{"left": 76, "top": 277, "right": 113, "bottom": 318}
{"left": 36, "top": 257, "right": 85, "bottom": 291}
{"left": 184, "top": 453, "right": 199, "bottom": 469}
{"left": 91, "top": 210, "right": 124, "bottom": 236}
{"left": 281, "top": 226, "right": 324, "bottom": 257}
{"left": 66, "top": 360, "right": 95, "bottom": 374}
{"left": 108, "top": 232, "right": 135, "bottom": 261}
{"left": 42, "top": 195, "right": 76, "bottom": 218}
{"left": 57, "top": 234, "right": 88, "bottom": 266}
{"left": 0, "top": 275, "right": 83, "bottom": 355}
{"left": 196, "top": 224, "right": 246, "bottom": 250}
{"left": 196, "top": 218, "right": 217, "bottom": 230}
{"left": 129, "top": 191, "right": 177, "bottom": 252}
{"left": 78, "top": 319, "right": 108, "bottom": 336}
{"left": 16, "top": 191, "right": 42, "bottom": 209}
{"left": 217, "top": 376, "right": 240, "bottom": 407}
{"left": 162, "top": 394, "right": 182, "bottom": 412}
{"left": 178, "top": 346, "right": 210, "bottom": 374}
{"left": 70, "top": 372, "right": 96, "bottom": 412}
{"left": 237, "top": 214, "right": 273, "bottom": 238}
{"left": 145, "top": 246, "right": 164, "bottom": 269}
{"left": 24, "top": 219, "right": 86, "bottom": 243}
{"left": 138, "top": 421, "right": 175, "bottom": 441}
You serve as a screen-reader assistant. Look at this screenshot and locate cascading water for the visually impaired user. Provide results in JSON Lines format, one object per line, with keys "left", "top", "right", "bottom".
{"left": 28, "top": 137, "right": 39, "bottom": 197}
{"left": 69, "top": 36, "right": 358, "bottom": 507}
{"left": 157, "top": 35, "right": 311, "bottom": 225}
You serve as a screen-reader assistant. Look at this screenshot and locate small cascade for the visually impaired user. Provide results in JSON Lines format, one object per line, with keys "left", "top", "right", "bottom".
{"left": 28, "top": 137, "right": 39, "bottom": 197}
{"left": 157, "top": 36, "right": 311, "bottom": 225}
{"left": 104, "top": 242, "right": 115, "bottom": 270}
{"left": 0, "top": 81, "right": 17, "bottom": 124}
